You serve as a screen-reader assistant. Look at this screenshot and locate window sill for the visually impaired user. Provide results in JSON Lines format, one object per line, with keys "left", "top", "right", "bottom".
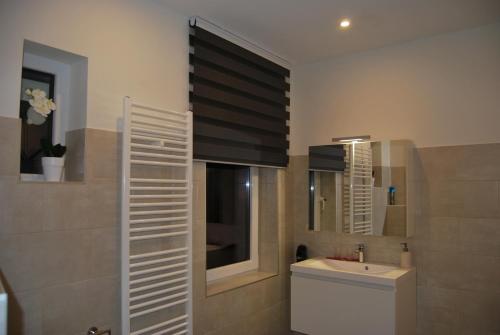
{"left": 19, "top": 174, "right": 86, "bottom": 184}
{"left": 206, "top": 270, "right": 277, "bottom": 297}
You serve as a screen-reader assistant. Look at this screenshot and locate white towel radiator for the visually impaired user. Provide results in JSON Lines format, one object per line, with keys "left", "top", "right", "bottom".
{"left": 121, "top": 97, "right": 193, "bottom": 335}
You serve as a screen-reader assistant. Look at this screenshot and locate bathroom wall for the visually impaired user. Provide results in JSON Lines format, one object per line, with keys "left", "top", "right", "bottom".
{"left": 290, "top": 21, "right": 500, "bottom": 334}
{"left": 0, "top": 1, "right": 297, "bottom": 334}
{"left": 290, "top": 22, "right": 500, "bottom": 155}
{"left": 0, "top": 116, "right": 295, "bottom": 334}
{"left": 290, "top": 145, "right": 500, "bottom": 334}
{"left": 192, "top": 162, "right": 294, "bottom": 335}
{"left": 0, "top": 116, "right": 121, "bottom": 335}
{"left": 0, "top": 0, "right": 189, "bottom": 131}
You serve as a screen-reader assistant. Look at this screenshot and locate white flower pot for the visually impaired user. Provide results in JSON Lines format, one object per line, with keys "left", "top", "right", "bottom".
{"left": 42, "top": 157, "right": 65, "bottom": 182}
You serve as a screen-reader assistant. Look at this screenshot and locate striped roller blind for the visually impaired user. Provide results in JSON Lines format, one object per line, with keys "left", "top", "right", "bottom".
{"left": 189, "top": 25, "right": 290, "bottom": 167}
{"left": 309, "top": 145, "right": 346, "bottom": 172}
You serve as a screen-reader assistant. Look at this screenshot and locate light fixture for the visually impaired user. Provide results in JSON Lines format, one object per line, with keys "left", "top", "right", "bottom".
{"left": 339, "top": 18, "right": 351, "bottom": 29}
{"left": 332, "top": 135, "right": 371, "bottom": 143}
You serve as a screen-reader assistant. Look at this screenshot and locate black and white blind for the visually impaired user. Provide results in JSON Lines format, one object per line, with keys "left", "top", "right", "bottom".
{"left": 309, "top": 145, "right": 346, "bottom": 172}
{"left": 189, "top": 22, "right": 290, "bottom": 167}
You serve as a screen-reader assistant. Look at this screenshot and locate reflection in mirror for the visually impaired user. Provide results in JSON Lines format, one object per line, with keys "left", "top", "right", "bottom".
{"left": 308, "top": 170, "right": 342, "bottom": 231}
{"left": 308, "top": 145, "right": 345, "bottom": 232}
{"left": 308, "top": 140, "right": 414, "bottom": 237}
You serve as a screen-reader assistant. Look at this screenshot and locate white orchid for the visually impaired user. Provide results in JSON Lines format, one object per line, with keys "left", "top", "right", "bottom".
{"left": 25, "top": 88, "right": 56, "bottom": 118}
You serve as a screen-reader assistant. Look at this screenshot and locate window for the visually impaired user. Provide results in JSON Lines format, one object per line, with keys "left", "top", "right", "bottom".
{"left": 19, "top": 68, "right": 55, "bottom": 174}
{"left": 206, "top": 163, "right": 258, "bottom": 282}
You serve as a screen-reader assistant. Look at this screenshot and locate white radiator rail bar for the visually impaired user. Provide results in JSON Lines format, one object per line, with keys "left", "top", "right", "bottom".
{"left": 131, "top": 178, "right": 188, "bottom": 184}
{"left": 130, "top": 277, "right": 187, "bottom": 294}
{"left": 131, "top": 102, "right": 187, "bottom": 117}
{"left": 130, "top": 186, "right": 187, "bottom": 191}
{"left": 130, "top": 134, "right": 187, "bottom": 146}
{"left": 130, "top": 231, "right": 188, "bottom": 241}
{"left": 131, "top": 143, "right": 188, "bottom": 153}
{"left": 130, "top": 225, "right": 188, "bottom": 233}
{"left": 131, "top": 195, "right": 189, "bottom": 200}
{"left": 131, "top": 160, "right": 188, "bottom": 167}
{"left": 130, "top": 216, "right": 188, "bottom": 224}
{"left": 131, "top": 111, "right": 188, "bottom": 125}
{"left": 130, "top": 152, "right": 188, "bottom": 161}
{"left": 130, "top": 262, "right": 187, "bottom": 277}
{"left": 130, "top": 247, "right": 188, "bottom": 260}
{"left": 131, "top": 120, "right": 187, "bottom": 132}
{"left": 151, "top": 322, "right": 188, "bottom": 335}
{"left": 130, "top": 299, "right": 188, "bottom": 319}
{"left": 130, "top": 254, "right": 188, "bottom": 269}
{"left": 130, "top": 284, "right": 188, "bottom": 303}
{"left": 130, "top": 128, "right": 187, "bottom": 140}
{"left": 130, "top": 269, "right": 188, "bottom": 286}
{"left": 130, "top": 315, "right": 188, "bottom": 335}
{"left": 130, "top": 291, "right": 188, "bottom": 311}
{"left": 131, "top": 209, "right": 187, "bottom": 216}
{"left": 122, "top": 97, "right": 193, "bottom": 334}
{"left": 130, "top": 202, "right": 188, "bottom": 208}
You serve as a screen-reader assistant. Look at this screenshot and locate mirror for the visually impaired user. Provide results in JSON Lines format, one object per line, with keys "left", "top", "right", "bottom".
{"left": 308, "top": 140, "right": 415, "bottom": 237}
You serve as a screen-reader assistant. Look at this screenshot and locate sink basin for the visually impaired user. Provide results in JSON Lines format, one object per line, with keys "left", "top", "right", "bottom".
{"left": 323, "top": 258, "right": 398, "bottom": 274}
{"left": 290, "top": 257, "right": 413, "bottom": 287}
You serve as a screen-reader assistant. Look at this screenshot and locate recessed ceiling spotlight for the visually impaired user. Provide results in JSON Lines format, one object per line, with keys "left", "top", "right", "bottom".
{"left": 339, "top": 18, "right": 351, "bottom": 29}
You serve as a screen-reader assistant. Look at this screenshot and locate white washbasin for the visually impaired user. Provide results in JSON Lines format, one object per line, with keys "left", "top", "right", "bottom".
{"left": 291, "top": 257, "right": 414, "bottom": 287}
{"left": 323, "top": 258, "right": 398, "bottom": 274}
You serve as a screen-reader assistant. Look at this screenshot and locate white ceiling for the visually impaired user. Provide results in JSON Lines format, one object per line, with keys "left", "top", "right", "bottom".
{"left": 159, "top": 0, "right": 500, "bottom": 64}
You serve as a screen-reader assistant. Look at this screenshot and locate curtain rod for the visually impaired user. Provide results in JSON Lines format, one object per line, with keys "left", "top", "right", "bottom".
{"left": 189, "top": 16, "right": 290, "bottom": 68}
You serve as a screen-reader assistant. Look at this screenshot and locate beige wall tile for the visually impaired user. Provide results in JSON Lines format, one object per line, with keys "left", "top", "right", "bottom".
{"left": 418, "top": 145, "right": 465, "bottom": 181}
{"left": 42, "top": 182, "right": 89, "bottom": 231}
{"left": 0, "top": 230, "right": 94, "bottom": 293}
{"left": 0, "top": 177, "right": 45, "bottom": 235}
{"left": 423, "top": 180, "right": 465, "bottom": 217}
{"left": 40, "top": 276, "right": 119, "bottom": 335}
{"left": 459, "top": 218, "right": 500, "bottom": 256}
{"left": 457, "top": 290, "right": 500, "bottom": 334}
{"left": 6, "top": 289, "right": 42, "bottom": 335}
{"left": 64, "top": 129, "right": 86, "bottom": 182}
{"left": 462, "top": 181, "right": 500, "bottom": 218}
{"left": 85, "top": 128, "right": 120, "bottom": 181}
{"left": 86, "top": 180, "right": 120, "bottom": 229}
{"left": 0, "top": 117, "right": 21, "bottom": 177}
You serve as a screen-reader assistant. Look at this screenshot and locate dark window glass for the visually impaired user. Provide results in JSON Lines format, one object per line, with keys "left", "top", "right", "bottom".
{"left": 206, "top": 163, "right": 251, "bottom": 270}
{"left": 19, "top": 68, "right": 55, "bottom": 174}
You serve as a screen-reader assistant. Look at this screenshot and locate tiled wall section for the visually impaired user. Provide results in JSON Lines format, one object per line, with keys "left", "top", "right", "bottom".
{"left": 0, "top": 116, "right": 121, "bottom": 335}
{"left": 192, "top": 162, "right": 294, "bottom": 335}
{"left": 0, "top": 113, "right": 295, "bottom": 335}
{"left": 290, "top": 144, "right": 500, "bottom": 335}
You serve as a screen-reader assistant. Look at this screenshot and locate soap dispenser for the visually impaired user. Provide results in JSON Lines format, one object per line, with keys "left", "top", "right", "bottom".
{"left": 400, "top": 242, "right": 412, "bottom": 268}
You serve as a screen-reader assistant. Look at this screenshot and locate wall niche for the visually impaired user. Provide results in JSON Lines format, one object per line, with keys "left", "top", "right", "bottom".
{"left": 20, "top": 40, "right": 88, "bottom": 182}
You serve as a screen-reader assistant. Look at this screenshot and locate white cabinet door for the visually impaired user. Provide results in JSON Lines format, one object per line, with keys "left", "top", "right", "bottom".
{"left": 291, "top": 274, "right": 396, "bottom": 335}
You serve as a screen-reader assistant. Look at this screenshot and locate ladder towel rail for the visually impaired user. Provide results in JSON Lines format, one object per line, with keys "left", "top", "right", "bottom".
{"left": 122, "top": 97, "right": 193, "bottom": 334}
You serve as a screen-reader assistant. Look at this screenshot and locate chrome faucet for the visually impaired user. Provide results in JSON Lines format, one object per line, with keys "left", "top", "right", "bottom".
{"left": 356, "top": 243, "right": 366, "bottom": 263}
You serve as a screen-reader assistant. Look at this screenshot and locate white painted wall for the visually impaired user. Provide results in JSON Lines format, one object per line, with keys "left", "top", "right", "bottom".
{"left": 291, "top": 22, "right": 500, "bottom": 154}
{"left": 0, "top": 0, "right": 189, "bottom": 131}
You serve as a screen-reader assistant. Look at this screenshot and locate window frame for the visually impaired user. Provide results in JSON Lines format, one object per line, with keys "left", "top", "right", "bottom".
{"left": 206, "top": 166, "right": 259, "bottom": 282}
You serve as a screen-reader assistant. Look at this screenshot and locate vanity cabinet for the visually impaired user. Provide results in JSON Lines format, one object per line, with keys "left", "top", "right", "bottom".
{"left": 290, "top": 258, "right": 416, "bottom": 335}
